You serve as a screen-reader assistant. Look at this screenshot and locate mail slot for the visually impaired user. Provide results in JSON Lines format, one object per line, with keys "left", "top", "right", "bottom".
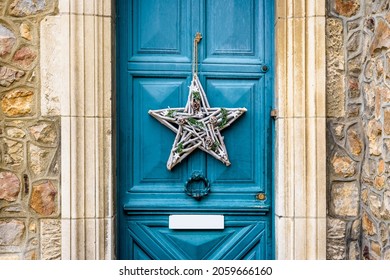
{"left": 169, "top": 215, "right": 224, "bottom": 230}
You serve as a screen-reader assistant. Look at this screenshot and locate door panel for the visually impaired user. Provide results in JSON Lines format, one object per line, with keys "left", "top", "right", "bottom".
{"left": 205, "top": 77, "right": 265, "bottom": 193}
{"left": 131, "top": 0, "right": 192, "bottom": 62}
{"left": 126, "top": 214, "right": 269, "bottom": 260}
{"left": 133, "top": 77, "right": 190, "bottom": 191}
{"left": 203, "top": 0, "right": 264, "bottom": 65}
{"left": 117, "top": 0, "right": 274, "bottom": 260}
{"left": 132, "top": 74, "right": 206, "bottom": 194}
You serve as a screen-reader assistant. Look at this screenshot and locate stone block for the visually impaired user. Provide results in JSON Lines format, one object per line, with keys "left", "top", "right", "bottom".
{"left": 0, "top": 171, "right": 20, "bottom": 202}
{"left": 327, "top": 237, "right": 346, "bottom": 260}
{"left": 326, "top": 18, "right": 345, "bottom": 118}
{"left": 6, "top": 127, "right": 26, "bottom": 138}
{"left": 348, "top": 54, "right": 362, "bottom": 75}
{"left": 20, "top": 22, "right": 32, "bottom": 41}
{"left": 331, "top": 123, "right": 345, "bottom": 140}
{"left": 3, "top": 138, "right": 24, "bottom": 167}
{"left": 371, "top": 241, "right": 381, "bottom": 258}
{"left": 40, "top": 14, "right": 67, "bottom": 116}
{"left": 369, "top": 192, "right": 382, "bottom": 218}
{"left": 385, "top": 109, "right": 390, "bottom": 135}
{"left": 387, "top": 53, "right": 390, "bottom": 78}
{"left": 378, "top": 85, "right": 390, "bottom": 104}
{"left": 364, "top": 60, "right": 374, "bottom": 81}
{"left": 347, "top": 104, "right": 360, "bottom": 118}
{"left": 0, "top": 24, "right": 16, "bottom": 57}
{"left": 334, "top": 0, "right": 360, "bottom": 17}
{"left": 40, "top": 219, "right": 61, "bottom": 260}
{"left": 361, "top": 188, "right": 369, "bottom": 205}
{"left": 382, "top": 191, "right": 390, "bottom": 219}
{"left": 0, "top": 66, "right": 25, "bottom": 87}
{"left": 28, "top": 144, "right": 52, "bottom": 176}
{"left": 24, "top": 250, "right": 37, "bottom": 260}
{"left": 385, "top": 248, "right": 390, "bottom": 260}
{"left": 9, "top": 0, "right": 50, "bottom": 17}
{"left": 374, "top": 175, "right": 386, "bottom": 191}
{"left": 364, "top": 83, "right": 375, "bottom": 111}
{"left": 1, "top": 89, "right": 35, "bottom": 117}
{"left": 0, "top": 219, "right": 25, "bottom": 245}
{"left": 30, "top": 181, "right": 57, "bottom": 216}
{"left": 330, "top": 181, "right": 359, "bottom": 217}
{"left": 351, "top": 219, "right": 361, "bottom": 240}
{"left": 348, "top": 241, "right": 360, "bottom": 260}
{"left": 29, "top": 122, "right": 57, "bottom": 145}
{"left": 12, "top": 46, "right": 37, "bottom": 69}
{"left": 348, "top": 77, "right": 360, "bottom": 99}
{"left": 331, "top": 153, "right": 357, "bottom": 178}
{"left": 347, "top": 31, "right": 361, "bottom": 53}
{"left": 348, "top": 20, "right": 360, "bottom": 32}
{"left": 370, "top": 20, "right": 390, "bottom": 55}
{"left": 347, "top": 127, "right": 363, "bottom": 157}
{"left": 327, "top": 218, "right": 346, "bottom": 239}
{"left": 377, "top": 58, "right": 384, "bottom": 77}
{"left": 380, "top": 223, "right": 389, "bottom": 247}
{"left": 363, "top": 212, "right": 377, "bottom": 236}
{"left": 384, "top": 139, "right": 390, "bottom": 160}
{"left": 378, "top": 159, "right": 385, "bottom": 175}
{"left": 327, "top": 218, "right": 348, "bottom": 259}
{"left": 29, "top": 221, "right": 36, "bottom": 233}
{"left": 0, "top": 254, "right": 20, "bottom": 260}
{"left": 367, "top": 119, "right": 382, "bottom": 156}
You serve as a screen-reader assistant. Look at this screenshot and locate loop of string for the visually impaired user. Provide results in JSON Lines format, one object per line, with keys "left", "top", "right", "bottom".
{"left": 192, "top": 39, "right": 197, "bottom": 76}
{"left": 192, "top": 32, "right": 202, "bottom": 77}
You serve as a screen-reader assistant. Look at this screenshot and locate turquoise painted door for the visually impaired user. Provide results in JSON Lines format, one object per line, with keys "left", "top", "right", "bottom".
{"left": 117, "top": 0, "right": 274, "bottom": 260}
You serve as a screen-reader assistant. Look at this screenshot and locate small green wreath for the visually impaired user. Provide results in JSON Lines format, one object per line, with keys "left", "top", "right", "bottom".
{"left": 184, "top": 172, "right": 211, "bottom": 200}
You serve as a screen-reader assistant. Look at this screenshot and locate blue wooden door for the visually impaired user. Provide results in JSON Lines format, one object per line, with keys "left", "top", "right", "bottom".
{"left": 117, "top": 0, "right": 274, "bottom": 260}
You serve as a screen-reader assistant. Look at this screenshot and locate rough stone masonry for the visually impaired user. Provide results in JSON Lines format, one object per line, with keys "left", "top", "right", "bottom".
{"left": 0, "top": 0, "right": 60, "bottom": 260}
{"left": 327, "top": 0, "right": 390, "bottom": 260}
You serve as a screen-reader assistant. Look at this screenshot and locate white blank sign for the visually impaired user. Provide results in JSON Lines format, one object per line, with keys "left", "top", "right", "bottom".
{"left": 169, "top": 215, "right": 224, "bottom": 230}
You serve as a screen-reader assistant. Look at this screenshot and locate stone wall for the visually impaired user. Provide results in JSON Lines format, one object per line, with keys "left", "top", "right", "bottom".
{"left": 0, "top": 0, "right": 59, "bottom": 260}
{"left": 327, "top": 0, "right": 390, "bottom": 260}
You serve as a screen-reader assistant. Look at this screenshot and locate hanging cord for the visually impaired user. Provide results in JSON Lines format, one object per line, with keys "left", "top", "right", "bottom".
{"left": 192, "top": 32, "right": 202, "bottom": 77}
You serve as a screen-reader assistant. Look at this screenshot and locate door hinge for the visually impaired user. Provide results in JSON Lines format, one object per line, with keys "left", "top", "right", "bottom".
{"left": 270, "top": 109, "right": 278, "bottom": 119}
{"left": 256, "top": 193, "right": 266, "bottom": 201}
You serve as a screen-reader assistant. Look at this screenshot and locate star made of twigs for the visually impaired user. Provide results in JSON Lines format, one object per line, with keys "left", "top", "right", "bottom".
{"left": 148, "top": 75, "right": 247, "bottom": 170}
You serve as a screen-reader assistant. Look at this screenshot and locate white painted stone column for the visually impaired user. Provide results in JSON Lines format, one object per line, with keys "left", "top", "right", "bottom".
{"left": 275, "top": 0, "right": 327, "bottom": 259}
{"left": 41, "top": 0, "right": 115, "bottom": 259}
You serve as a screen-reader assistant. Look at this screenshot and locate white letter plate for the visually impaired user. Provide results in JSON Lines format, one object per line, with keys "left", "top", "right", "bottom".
{"left": 169, "top": 215, "right": 224, "bottom": 230}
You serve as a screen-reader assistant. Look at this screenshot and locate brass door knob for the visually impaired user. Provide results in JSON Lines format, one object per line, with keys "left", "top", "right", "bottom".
{"left": 256, "top": 193, "right": 266, "bottom": 201}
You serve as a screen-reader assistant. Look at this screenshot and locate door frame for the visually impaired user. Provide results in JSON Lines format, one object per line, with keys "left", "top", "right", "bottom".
{"left": 46, "top": 0, "right": 327, "bottom": 259}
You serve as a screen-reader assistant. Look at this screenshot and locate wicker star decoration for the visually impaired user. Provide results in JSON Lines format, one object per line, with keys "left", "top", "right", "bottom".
{"left": 148, "top": 75, "right": 247, "bottom": 170}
